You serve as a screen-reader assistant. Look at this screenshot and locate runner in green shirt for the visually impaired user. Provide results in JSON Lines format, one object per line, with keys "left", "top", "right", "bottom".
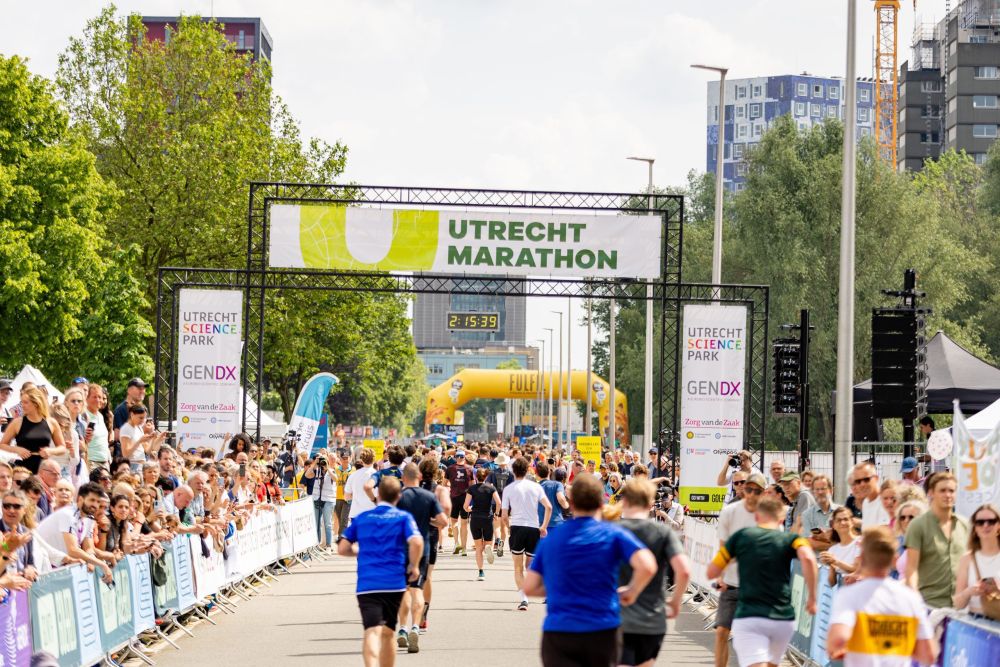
{"left": 708, "top": 497, "right": 818, "bottom": 667}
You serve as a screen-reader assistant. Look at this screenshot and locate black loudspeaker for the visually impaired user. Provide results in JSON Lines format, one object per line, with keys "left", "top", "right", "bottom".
{"left": 871, "top": 309, "right": 927, "bottom": 419}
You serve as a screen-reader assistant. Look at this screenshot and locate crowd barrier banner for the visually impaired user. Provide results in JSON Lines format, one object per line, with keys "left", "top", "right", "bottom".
{"left": 126, "top": 555, "right": 156, "bottom": 634}
{"left": 682, "top": 517, "right": 719, "bottom": 592}
{"left": 191, "top": 534, "right": 227, "bottom": 599}
{"left": 95, "top": 560, "right": 135, "bottom": 651}
{"left": 70, "top": 564, "right": 103, "bottom": 666}
{"left": 155, "top": 540, "right": 180, "bottom": 615}
{"left": 29, "top": 567, "right": 80, "bottom": 667}
{"left": 172, "top": 534, "right": 198, "bottom": 611}
{"left": 0, "top": 589, "right": 31, "bottom": 667}
{"left": 289, "top": 496, "right": 319, "bottom": 552}
{"left": 276, "top": 503, "right": 296, "bottom": 559}
{"left": 941, "top": 614, "right": 1000, "bottom": 665}
{"left": 788, "top": 562, "right": 840, "bottom": 667}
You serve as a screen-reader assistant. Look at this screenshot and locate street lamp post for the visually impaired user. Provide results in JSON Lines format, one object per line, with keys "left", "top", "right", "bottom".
{"left": 535, "top": 339, "right": 546, "bottom": 431}
{"left": 566, "top": 298, "right": 572, "bottom": 447}
{"left": 690, "top": 63, "right": 729, "bottom": 294}
{"left": 544, "top": 326, "right": 555, "bottom": 443}
{"left": 551, "top": 310, "right": 564, "bottom": 448}
{"left": 628, "top": 156, "right": 655, "bottom": 453}
{"left": 585, "top": 296, "right": 593, "bottom": 435}
{"left": 834, "top": 0, "right": 859, "bottom": 501}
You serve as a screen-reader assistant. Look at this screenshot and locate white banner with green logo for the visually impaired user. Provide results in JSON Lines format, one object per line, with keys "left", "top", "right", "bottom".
{"left": 268, "top": 204, "right": 662, "bottom": 279}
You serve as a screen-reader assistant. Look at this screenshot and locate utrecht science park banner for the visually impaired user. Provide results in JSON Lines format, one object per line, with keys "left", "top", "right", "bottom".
{"left": 268, "top": 204, "right": 663, "bottom": 279}
{"left": 175, "top": 289, "right": 244, "bottom": 453}
{"left": 679, "top": 305, "right": 748, "bottom": 513}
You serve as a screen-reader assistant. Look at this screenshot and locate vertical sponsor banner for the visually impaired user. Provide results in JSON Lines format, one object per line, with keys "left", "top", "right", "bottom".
{"left": 952, "top": 401, "right": 1000, "bottom": 518}
{"left": 176, "top": 289, "right": 244, "bottom": 453}
{"left": 679, "top": 305, "right": 748, "bottom": 512}
{"left": 287, "top": 373, "right": 339, "bottom": 455}
{"left": 126, "top": 555, "right": 156, "bottom": 635}
{"left": 576, "top": 436, "right": 602, "bottom": 469}
{"left": 0, "top": 589, "right": 32, "bottom": 667}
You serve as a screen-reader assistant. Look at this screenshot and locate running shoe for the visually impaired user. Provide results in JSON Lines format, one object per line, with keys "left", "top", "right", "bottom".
{"left": 447, "top": 526, "right": 454, "bottom": 538}
{"left": 461, "top": 548, "right": 468, "bottom": 557}
{"left": 485, "top": 545, "right": 495, "bottom": 565}
{"left": 419, "top": 618, "right": 428, "bottom": 630}
{"left": 517, "top": 600, "right": 528, "bottom": 611}
{"left": 477, "top": 570, "right": 485, "bottom": 581}
{"left": 407, "top": 629, "right": 419, "bottom": 653}
{"left": 397, "top": 629, "right": 408, "bottom": 648}
{"left": 453, "top": 545, "right": 462, "bottom": 555}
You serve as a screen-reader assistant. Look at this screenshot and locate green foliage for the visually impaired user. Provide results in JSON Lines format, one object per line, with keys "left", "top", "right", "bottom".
{"left": 0, "top": 53, "right": 151, "bottom": 386}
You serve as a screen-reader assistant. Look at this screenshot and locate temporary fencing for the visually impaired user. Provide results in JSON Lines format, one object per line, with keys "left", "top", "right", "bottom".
{"left": 681, "top": 517, "right": 1000, "bottom": 666}
{"left": 1, "top": 498, "right": 319, "bottom": 667}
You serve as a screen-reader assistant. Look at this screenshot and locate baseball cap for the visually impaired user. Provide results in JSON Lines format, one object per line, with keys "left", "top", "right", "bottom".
{"left": 745, "top": 472, "right": 768, "bottom": 489}
{"left": 779, "top": 472, "right": 800, "bottom": 483}
{"left": 647, "top": 447, "right": 657, "bottom": 454}
{"left": 0, "top": 379, "right": 12, "bottom": 391}
{"left": 72, "top": 376, "right": 89, "bottom": 385}
{"left": 127, "top": 377, "right": 147, "bottom": 389}
{"left": 455, "top": 449, "right": 466, "bottom": 458}
{"left": 901, "top": 456, "right": 918, "bottom": 473}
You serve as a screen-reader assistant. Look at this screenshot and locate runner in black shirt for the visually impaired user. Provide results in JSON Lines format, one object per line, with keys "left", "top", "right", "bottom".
{"left": 487, "top": 453, "right": 513, "bottom": 556}
{"left": 464, "top": 468, "right": 501, "bottom": 580}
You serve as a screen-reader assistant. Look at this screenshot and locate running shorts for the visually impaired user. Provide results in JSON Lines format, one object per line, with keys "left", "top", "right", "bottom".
{"left": 714, "top": 586, "right": 739, "bottom": 630}
{"left": 409, "top": 552, "right": 429, "bottom": 589}
{"left": 428, "top": 529, "right": 438, "bottom": 565}
{"left": 357, "top": 591, "right": 405, "bottom": 630}
{"left": 470, "top": 516, "right": 494, "bottom": 542}
{"left": 449, "top": 494, "right": 469, "bottom": 519}
{"left": 541, "top": 627, "right": 622, "bottom": 667}
{"left": 508, "top": 525, "right": 541, "bottom": 557}
{"left": 619, "top": 632, "right": 664, "bottom": 666}
{"left": 730, "top": 617, "right": 795, "bottom": 667}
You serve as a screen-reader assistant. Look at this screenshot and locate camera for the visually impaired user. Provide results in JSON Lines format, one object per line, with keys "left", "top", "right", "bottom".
{"left": 316, "top": 456, "right": 328, "bottom": 469}
{"left": 282, "top": 429, "right": 300, "bottom": 451}
{"left": 728, "top": 454, "right": 740, "bottom": 468}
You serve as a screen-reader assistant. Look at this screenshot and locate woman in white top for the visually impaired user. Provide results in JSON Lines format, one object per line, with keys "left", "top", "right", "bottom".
{"left": 954, "top": 503, "right": 1000, "bottom": 615}
{"left": 820, "top": 506, "right": 861, "bottom": 585}
{"left": 50, "top": 400, "right": 82, "bottom": 483}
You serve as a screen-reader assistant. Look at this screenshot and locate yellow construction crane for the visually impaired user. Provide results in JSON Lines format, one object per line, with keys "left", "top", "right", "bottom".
{"left": 873, "top": 1, "right": 916, "bottom": 168}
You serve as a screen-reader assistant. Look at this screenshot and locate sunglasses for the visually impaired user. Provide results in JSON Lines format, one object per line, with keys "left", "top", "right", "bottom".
{"left": 900, "top": 514, "right": 918, "bottom": 522}
{"left": 974, "top": 517, "right": 999, "bottom": 527}
{"left": 743, "top": 487, "right": 763, "bottom": 496}
{"left": 850, "top": 476, "right": 873, "bottom": 486}
{"left": 2, "top": 503, "right": 24, "bottom": 510}
{"left": 733, "top": 480, "right": 746, "bottom": 486}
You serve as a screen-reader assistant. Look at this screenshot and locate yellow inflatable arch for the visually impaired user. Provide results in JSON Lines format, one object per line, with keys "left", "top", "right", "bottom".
{"left": 426, "top": 368, "right": 628, "bottom": 444}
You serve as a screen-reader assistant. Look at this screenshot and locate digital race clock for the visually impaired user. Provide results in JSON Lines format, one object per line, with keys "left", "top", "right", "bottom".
{"left": 447, "top": 312, "right": 500, "bottom": 331}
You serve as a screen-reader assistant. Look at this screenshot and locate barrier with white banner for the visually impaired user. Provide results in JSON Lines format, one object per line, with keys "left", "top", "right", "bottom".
{"left": 682, "top": 517, "right": 719, "bottom": 593}
{"left": 20, "top": 499, "right": 320, "bottom": 666}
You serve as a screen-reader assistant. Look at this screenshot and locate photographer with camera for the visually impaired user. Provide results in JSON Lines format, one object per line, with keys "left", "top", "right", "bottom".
{"left": 275, "top": 431, "right": 297, "bottom": 487}
{"left": 654, "top": 485, "right": 685, "bottom": 532}
{"left": 716, "top": 450, "right": 753, "bottom": 505}
{"left": 305, "top": 453, "right": 338, "bottom": 549}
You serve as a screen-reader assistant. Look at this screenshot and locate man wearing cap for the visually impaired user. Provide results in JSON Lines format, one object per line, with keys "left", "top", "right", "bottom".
{"left": 779, "top": 471, "right": 815, "bottom": 535}
{"left": 900, "top": 456, "right": 921, "bottom": 485}
{"left": 113, "top": 378, "right": 146, "bottom": 439}
{"left": 445, "top": 450, "right": 474, "bottom": 555}
{"left": 713, "top": 471, "right": 766, "bottom": 667}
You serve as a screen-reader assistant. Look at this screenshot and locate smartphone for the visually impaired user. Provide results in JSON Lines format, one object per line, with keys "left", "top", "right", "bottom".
{"left": 239, "top": 463, "right": 246, "bottom": 477}
{"left": 164, "top": 431, "right": 177, "bottom": 438}
{"left": 87, "top": 421, "right": 96, "bottom": 430}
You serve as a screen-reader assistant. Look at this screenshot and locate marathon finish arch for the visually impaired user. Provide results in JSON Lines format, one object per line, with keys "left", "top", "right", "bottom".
{"left": 426, "top": 368, "right": 627, "bottom": 443}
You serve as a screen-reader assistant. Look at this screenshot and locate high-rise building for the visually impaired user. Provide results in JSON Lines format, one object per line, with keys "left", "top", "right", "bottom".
{"left": 141, "top": 16, "right": 272, "bottom": 62}
{"left": 706, "top": 75, "right": 876, "bottom": 191}
{"left": 899, "top": 0, "right": 1000, "bottom": 170}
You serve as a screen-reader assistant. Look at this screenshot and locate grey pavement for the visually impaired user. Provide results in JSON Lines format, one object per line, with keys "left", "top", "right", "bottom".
{"left": 148, "top": 548, "right": 723, "bottom": 666}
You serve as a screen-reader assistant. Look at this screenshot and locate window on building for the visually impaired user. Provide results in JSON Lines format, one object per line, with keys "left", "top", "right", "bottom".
{"left": 859, "top": 126, "right": 872, "bottom": 137}
{"left": 827, "top": 106, "right": 838, "bottom": 118}
{"left": 735, "top": 162, "right": 748, "bottom": 177}
{"left": 970, "top": 34, "right": 988, "bottom": 43}
{"left": 753, "top": 124, "right": 763, "bottom": 137}
{"left": 973, "top": 124, "right": 998, "bottom": 138}
{"left": 798, "top": 122, "right": 809, "bottom": 132}
{"left": 921, "top": 104, "right": 941, "bottom": 118}
{"left": 975, "top": 66, "right": 1000, "bottom": 79}
{"left": 859, "top": 87, "right": 870, "bottom": 102}
{"left": 427, "top": 364, "right": 444, "bottom": 375}
{"left": 920, "top": 132, "right": 940, "bottom": 144}
{"left": 733, "top": 143, "right": 744, "bottom": 158}
{"left": 737, "top": 86, "right": 747, "bottom": 99}
{"left": 749, "top": 103, "right": 762, "bottom": 119}
{"left": 712, "top": 105, "right": 719, "bottom": 122}
{"left": 813, "top": 84, "right": 823, "bottom": 97}
{"left": 734, "top": 182, "right": 746, "bottom": 192}
{"left": 830, "top": 86, "right": 840, "bottom": 100}
{"left": 810, "top": 103, "right": 821, "bottom": 117}
{"left": 920, "top": 80, "right": 943, "bottom": 93}
{"left": 858, "top": 107, "right": 870, "bottom": 122}
{"left": 238, "top": 29, "right": 246, "bottom": 50}
{"left": 737, "top": 125, "right": 748, "bottom": 139}
{"left": 752, "top": 84, "right": 762, "bottom": 98}
{"left": 975, "top": 153, "right": 989, "bottom": 165}
{"left": 797, "top": 82, "right": 808, "bottom": 96}
{"left": 973, "top": 95, "right": 999, "bottom": 108}
{"left": 736, "top": 105, "right": 745, "bottom": 119}
{"left": 794, "top": 101, "right": 806, "bottom": 116}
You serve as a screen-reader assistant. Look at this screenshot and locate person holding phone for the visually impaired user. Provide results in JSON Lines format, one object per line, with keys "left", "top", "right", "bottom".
{"left": 83, "top": 384, "right": 111, "bottom": 470}
{"left": 953, "top": 503, "right": 1000, "bottom": 616}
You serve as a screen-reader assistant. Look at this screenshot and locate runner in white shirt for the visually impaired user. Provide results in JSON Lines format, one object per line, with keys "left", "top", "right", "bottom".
{"left": 501, "top": 456, "right": 551, "bottom": 611}
{"left": 828, "top": 526, "right": 937, "bottom": 666}
{"left": 345, "top": 448, "right": 377, "bottom": 520}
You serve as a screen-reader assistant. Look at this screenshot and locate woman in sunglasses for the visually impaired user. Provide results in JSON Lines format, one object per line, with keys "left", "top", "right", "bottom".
{"left": 892, "top": 500, "right": 927, "bottom": 579}
{"left": 953, "top": 503, "right": 1000, "bottom": 616}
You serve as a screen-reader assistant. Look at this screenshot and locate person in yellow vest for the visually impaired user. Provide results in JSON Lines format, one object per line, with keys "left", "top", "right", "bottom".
{"left": 827, "top": 525, "right": 938, "bottom": 666}
{"left": 334, "top": 448, "right": 354, "bottom": 539}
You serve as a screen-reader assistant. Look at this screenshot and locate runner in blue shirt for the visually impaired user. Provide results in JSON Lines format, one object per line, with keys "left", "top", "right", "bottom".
{"left": 536, "top": 461, "right": 568, "bottom": 528}
{"left": 338, "top": 477, "right": 424, "bottom": 667}
{"left": 524, "top": 473, "right": 656, "bottom": 667}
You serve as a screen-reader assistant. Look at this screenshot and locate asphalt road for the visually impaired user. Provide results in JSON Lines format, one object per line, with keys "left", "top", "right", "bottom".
{"left": 148, "top": 547, "right": 725, "bottom": 666}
